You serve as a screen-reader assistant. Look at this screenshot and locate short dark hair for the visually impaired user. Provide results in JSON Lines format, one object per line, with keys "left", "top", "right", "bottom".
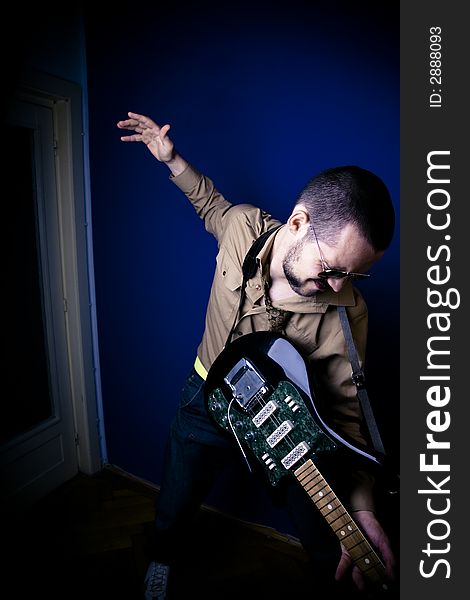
{"left": 296, "top": 166, "right": 395, "bottom": 252}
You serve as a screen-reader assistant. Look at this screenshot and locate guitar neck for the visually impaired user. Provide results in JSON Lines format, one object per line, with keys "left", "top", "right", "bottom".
{"left": 294, "top": 459, "right": 388, "bottom": 590}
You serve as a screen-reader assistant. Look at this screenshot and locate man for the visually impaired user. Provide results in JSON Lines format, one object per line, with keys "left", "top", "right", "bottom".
{"left": 117, "top": 111, "right": 396, "bottom": 599}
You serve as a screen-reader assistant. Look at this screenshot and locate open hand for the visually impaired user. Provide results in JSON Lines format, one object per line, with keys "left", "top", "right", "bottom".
{"left": 117, "top": 112, "right": 174, "bottom": 163}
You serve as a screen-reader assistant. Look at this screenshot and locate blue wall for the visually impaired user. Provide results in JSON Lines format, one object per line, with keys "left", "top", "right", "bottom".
{"left": 85, "top": 1, "right": 399, "bottom": 532}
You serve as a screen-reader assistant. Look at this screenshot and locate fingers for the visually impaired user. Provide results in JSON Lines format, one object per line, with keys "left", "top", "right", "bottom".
{"left": 159, "top": 123, "right": 171, "bottom": 139}
{"left": 335, "top": 546, "right": 365, "bottom": 592}
{"left": 117, "top": 118, "right": 145, "bottom": 133}
{"left": 116, "top": 111, "right": 157, "bottom": 132}
{"left": 119, "top": 134, "right": 143, "bottom": 142}
{"left": 117, "top": 112, "right": 172, "bottom": 147}
{"left": 127, "top": 111, "right": 159, "bottom": 129}
{"left": 352, "top": 566, "right": 366, "bottom": 591}
{"left": 334, "top": 547, "right": 352, "bottom": 582}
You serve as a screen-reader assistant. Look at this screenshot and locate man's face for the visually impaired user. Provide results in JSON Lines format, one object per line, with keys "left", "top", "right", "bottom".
{"left": 282, "top": 223, "right": 383, "bottom": 297}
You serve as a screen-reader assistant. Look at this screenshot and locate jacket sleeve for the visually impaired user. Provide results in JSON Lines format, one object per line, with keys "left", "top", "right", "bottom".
{"left": 170, "top": 163, "right": 237, "bottom": 241}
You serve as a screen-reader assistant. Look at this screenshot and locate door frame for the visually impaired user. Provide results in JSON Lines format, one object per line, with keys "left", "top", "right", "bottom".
{"left": 16, "top": 68, "right": 103, "bottom": 477}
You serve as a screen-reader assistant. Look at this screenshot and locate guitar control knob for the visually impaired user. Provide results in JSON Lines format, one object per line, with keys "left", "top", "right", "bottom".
{"left": 210, "top": 402, "right": 221, "bottom": 411}
{"left": 245, "top": 431, "right": 255, "bottom": 441}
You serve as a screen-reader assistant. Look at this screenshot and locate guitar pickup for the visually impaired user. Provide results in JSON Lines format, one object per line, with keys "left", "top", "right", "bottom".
{"left": 281, "top": 441, "right": 310, "bottom": 469}
{"left": 266, "top": 420, "right": 294, "bottom": 448}
{"left": 252, "top": 400, "right": 278, "bottom": 428}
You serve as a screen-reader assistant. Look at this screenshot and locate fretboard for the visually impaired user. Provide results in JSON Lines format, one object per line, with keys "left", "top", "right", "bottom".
{"left": 294, "top": 459, "right": 389, "bottom": 591}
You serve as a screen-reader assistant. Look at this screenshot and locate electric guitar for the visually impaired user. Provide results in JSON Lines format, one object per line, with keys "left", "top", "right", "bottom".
{"left": 204, "top": 331, "right": 391, "bottom": 594}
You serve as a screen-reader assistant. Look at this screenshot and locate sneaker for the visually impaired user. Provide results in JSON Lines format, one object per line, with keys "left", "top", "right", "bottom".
{"left": 144, "top": 561, "right": 170, "bottom": 600}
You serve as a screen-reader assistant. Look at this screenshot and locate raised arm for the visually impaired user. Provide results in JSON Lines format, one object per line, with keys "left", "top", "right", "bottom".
{"left": 117, "top": 111, "right": 236, "bottom": 238}
{"left": 117, "top": 111, "right": 188, "bottom": 176}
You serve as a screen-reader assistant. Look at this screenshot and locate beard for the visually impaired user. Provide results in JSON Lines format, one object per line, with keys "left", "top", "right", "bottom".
{"left": 282, "top": 238, "right": 327, "bottom": 297}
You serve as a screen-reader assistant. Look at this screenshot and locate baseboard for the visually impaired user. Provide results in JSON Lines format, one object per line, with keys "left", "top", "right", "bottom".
{"left": 103, "top": 463, "right": 303, "bottom": 548}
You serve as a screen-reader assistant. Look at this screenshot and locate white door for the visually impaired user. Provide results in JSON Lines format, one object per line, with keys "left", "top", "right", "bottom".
{"left": 1, "top": 97, "right": 79, "bottom": 511}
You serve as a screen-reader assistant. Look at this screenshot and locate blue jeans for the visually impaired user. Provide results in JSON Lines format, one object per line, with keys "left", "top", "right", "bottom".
{"left": 152, "top": 368, "right": 341, "bottom": 583}
{"left": 152, "top": 368, "right": 235, "bottom": 564}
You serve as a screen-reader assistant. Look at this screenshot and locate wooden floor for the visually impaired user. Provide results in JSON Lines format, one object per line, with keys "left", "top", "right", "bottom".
{"left": 4, "top": 465, "right": 398, "bottom": 599}
{"left": 3, "top": 465, "right": 319, "bottom": 599}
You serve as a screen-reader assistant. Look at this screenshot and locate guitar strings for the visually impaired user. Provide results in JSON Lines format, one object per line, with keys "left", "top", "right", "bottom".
{"left": 227, "top": 398, "right": 253, "bottom": 473}
{"left": 227, "top": 385, "right": 299, "bottom": 471}
{"left": 246, "top": 386, "right": 299, "bottom": 452}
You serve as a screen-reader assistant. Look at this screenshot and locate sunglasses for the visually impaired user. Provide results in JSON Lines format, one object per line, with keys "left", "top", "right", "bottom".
{"left": 311, "top": 224, "right": 371, "bottom": 281}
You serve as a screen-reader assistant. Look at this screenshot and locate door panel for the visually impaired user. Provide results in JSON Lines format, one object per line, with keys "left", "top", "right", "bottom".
{"left": 2, "top": 97, "right": 78, "bottom": 511}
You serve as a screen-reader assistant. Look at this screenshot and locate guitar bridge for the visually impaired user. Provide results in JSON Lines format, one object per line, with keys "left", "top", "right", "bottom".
{"left": 224, "top": 358, "right": 269, "bottom": 410}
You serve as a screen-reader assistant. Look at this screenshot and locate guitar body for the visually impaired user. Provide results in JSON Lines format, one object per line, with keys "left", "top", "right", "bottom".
{"left": 204, "top": 331, "right": 391, "bottom": 593}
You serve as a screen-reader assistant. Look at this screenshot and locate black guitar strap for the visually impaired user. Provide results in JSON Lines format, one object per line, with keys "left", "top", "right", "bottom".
{"left": 225, "top": 225, "right": 283, "bottom": 348}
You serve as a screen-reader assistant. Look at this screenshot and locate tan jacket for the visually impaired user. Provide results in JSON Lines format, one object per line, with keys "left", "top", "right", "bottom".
{"left": 171, "top": 163, "right": 375, "bottom": 511}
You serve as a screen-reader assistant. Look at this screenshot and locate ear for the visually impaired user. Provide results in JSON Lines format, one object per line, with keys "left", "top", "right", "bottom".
{"left": 287, "top": 204, "right": 310, "bottom": 237}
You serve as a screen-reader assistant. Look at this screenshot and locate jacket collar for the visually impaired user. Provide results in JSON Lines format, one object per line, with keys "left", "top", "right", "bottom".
{"left": 245, "top": 226, "right": 357, "bottom": 310}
